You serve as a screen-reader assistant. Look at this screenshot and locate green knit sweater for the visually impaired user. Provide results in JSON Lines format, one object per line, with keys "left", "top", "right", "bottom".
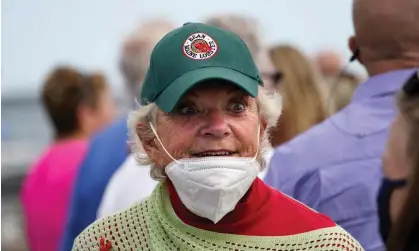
{"left": 72, "top": 182, "right": 364, "bottom": 250}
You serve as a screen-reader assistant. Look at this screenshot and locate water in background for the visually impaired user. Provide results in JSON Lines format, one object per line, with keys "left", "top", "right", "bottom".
{"left": 2, "top": 97, "right": 51, "bottom": 175}
{"left": 2, "top": 96, "right": 47, "bottom": 251}
{"left": 2, "top": 95, "right": 127, "bottom": 174}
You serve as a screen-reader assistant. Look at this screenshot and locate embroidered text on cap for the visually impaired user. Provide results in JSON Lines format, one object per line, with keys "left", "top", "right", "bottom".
{"left": 183, "top": 32, "right": 218, "bottom": 60}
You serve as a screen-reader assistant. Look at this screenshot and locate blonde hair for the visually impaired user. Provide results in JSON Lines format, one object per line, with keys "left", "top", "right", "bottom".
{"left": 128, "top": 88, "right": 282, "bottom": 181}
{"left": 325, "top": 72, "right": 362, "bottom": 114}
{"left": 269, "top": 45, "right": 327, "bottom": 147}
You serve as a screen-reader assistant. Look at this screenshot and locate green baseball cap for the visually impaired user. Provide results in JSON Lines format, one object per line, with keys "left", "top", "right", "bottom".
{"left": 140, "top": 22, "right": 263, "bottom": 112}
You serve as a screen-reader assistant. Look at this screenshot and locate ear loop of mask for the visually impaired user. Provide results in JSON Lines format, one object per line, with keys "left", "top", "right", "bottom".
{"left": 149, "top": 122, "right": 180, "bottom": 164}
{"left": 252, "top": 123, "right": 260, "bottom": 161}
{"left": 149, "top": 121, "right": 260, "bottom": 163}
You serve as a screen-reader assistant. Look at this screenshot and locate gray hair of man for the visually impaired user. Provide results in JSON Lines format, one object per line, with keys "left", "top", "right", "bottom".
{"left": 119, "top": 19, "right": 176, "bottom": 101}
{"left": 128, "top": 88, "right": 282, "bottom": 181}
{"left": 205, "top": 14, "right": 277, "bottom": 90}
{"left": 204, "top": 14, "right": 262, "bottom": 58}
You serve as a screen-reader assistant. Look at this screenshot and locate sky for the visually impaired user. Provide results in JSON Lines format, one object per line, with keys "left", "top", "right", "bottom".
{"left": 1, "top": 0, "right": 363, "bottom": 98}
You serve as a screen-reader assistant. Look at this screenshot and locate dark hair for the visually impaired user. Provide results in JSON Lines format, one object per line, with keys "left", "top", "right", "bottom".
{"left": 41, "top": 66, "right": 108, "bottom": 140}
{"left": 387, "top": 71, "right": 419, "bottom": 251}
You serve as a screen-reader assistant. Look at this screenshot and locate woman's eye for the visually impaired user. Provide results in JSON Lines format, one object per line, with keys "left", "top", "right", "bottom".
{"left": 179, "top": 106, "right": 199, "bottom": 115}
{"left": 230, "top": 102, "right": 246, "bottom": 113}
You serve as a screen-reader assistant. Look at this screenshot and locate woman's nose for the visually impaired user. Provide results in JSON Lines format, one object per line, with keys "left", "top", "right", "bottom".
{"left": 199, "top": 110, "right": 231, "bottom": 138}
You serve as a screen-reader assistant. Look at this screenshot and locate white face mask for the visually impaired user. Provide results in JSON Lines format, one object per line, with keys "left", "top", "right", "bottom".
{"left": 149, "top": 122, "right": 260, "bottom": 223}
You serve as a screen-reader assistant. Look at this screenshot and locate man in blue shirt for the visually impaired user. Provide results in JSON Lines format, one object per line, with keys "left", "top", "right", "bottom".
{"left": 60, "top": 20, "right": 175, "bottom": 251}
{"left": 264, "top": 0, "right": 419, "bottom": 250}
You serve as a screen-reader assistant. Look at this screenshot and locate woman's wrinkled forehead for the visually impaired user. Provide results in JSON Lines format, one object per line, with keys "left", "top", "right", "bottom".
{"left": 181, "top": 80, "right": 250, "bottom": 101}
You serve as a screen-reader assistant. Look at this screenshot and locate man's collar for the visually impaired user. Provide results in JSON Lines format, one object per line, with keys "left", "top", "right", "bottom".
{"left": 352, "top": 68, "right": 419, "bottom": 103}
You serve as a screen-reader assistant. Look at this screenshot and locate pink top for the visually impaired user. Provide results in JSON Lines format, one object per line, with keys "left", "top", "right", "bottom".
{"left": 20, "top": 139, "right": 88, "bottom": 251}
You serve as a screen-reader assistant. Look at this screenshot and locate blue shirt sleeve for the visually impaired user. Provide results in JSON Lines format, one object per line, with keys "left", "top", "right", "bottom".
{"left": 60, "top": 118, "right": 129, "bottom": 251}
{"left": 60, "top": 147, "right": 98, "bottom": 251}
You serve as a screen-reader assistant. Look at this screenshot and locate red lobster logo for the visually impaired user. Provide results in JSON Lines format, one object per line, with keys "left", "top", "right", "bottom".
{"left": 194, "top": 41, "right": 212, "bottom": 53}
{"left": 99, "top": 237, "right": 112, "bottom": 251}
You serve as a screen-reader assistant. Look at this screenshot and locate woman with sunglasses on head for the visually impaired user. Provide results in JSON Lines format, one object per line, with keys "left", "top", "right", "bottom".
{"left": 268, "top": 45, "right": 328, "bottom": 147}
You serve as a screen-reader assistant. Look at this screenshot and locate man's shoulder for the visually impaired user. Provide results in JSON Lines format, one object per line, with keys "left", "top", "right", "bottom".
{"left": 111, "top": 155, "right": 155, "bottom": 188}
{"left": 264, "top": 116, "right": 353, "bottom": 193}
{"left": 119, "top": 154, "right": 138, "bottom": 170}
{"left": 271, "top": 118, "right": 339, "bottom": 167}
{"left": 271, "top": 101, "right": 390, "bottom": 168}
{"left": 279, "top": 121, "right": 334, "bottom": 150}
{"left": 98, "top": 154, "right": 157, "bottom": 218}
{"left": 91, "top": 116, "right": 128, "bottom": 143}
{"left": 78, "top": 117, "right": 129, "bottom": 173}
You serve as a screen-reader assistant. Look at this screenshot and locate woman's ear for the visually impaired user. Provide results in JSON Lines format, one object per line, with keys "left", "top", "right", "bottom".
{"left": 136, "top": 122, "right": 167, "bottom": 167}
{"left": 348, "top": 36, "right": 363, "bottom": 64}
{"left": 259, "top": 118, "right": 268, "bottom": 144}
{"left": 136, "top": 122, "right": 158, "bottom": 157}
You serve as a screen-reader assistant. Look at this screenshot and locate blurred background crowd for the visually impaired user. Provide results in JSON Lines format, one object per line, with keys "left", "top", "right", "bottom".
{"left": 3, "top": 0, "right": 418, "bottom": 250}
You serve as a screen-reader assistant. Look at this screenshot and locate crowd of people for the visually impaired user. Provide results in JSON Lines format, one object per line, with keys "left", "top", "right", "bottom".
{"left": 18, "top": 0, "right": 419, "bottom": 250}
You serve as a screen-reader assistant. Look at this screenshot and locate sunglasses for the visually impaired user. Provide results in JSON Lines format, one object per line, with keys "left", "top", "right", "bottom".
{"left": 260, "top": 72, "right": 283, "bottom": 85}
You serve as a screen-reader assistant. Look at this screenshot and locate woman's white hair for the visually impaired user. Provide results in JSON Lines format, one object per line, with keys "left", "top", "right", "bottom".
{"left": 128, "top": 88, "right": 282, "bottom": 181}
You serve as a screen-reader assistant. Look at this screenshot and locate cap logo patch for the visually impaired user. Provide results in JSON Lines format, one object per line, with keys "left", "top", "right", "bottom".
{"left": 183, "top": 32, "right": 218, "bottom": 60}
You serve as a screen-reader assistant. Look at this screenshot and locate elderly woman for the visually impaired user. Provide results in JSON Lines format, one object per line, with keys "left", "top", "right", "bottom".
{"left": 73, "top": 22, "right": 363, "bottom": 251}
{"left": 98, "top": 14, "right": 276, "bottom": 219}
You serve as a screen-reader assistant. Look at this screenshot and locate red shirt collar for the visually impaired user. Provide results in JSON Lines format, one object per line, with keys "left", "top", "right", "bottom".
{"left": 167, "top": 177, "right": 269, "bottom": 233}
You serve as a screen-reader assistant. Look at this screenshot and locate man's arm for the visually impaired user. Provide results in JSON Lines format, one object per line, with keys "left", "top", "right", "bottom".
{"left": 264, "top": 149, "right": 384, "bottom": 250}
{"left": 317, "top": 173, "right": 385, "bottom": 251}
{"left": 282, "top": 164, "right": 384, "bottom": 251}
